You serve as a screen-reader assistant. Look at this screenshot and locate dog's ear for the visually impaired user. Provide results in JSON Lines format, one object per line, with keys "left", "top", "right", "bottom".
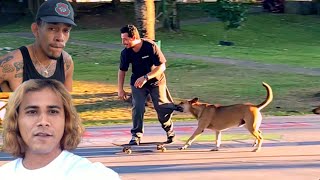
{"left": 190, "top": 97, "right": 199, "bottom": 104}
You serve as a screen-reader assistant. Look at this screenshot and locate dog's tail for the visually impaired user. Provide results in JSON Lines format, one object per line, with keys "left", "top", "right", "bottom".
{"left": 256, "top": 82, "right": 273, "bottom": 111}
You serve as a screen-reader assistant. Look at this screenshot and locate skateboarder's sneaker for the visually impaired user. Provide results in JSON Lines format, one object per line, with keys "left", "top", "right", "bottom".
{"left": 129, "top": 136, "right": 141, "bottom": 145}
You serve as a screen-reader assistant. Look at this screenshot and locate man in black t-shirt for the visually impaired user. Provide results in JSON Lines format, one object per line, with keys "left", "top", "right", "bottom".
{"left": 118, "top": 24, "right": 176, "bottom": 145}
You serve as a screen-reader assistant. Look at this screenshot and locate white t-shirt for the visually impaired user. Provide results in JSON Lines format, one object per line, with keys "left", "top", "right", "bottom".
{"left": 0, "top": 150, "right": 121, "bottom": 180}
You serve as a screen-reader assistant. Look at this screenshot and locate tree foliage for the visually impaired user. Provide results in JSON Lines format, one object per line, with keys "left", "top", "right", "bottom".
{"left": 210, "top": 0, "right": 247, "bottom": 30}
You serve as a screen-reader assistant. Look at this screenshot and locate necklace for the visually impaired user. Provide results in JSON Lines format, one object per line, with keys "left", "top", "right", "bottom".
{"left": 33, "top": 45, "right": 53, "bottom": 77}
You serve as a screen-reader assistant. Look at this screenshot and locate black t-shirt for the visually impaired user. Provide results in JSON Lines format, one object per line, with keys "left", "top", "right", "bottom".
{"left": 119, "top": 39, "right": 166, "bottom": 86}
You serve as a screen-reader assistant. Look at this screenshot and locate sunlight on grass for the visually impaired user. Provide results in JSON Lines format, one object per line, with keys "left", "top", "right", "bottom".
{"left": 72, "top": 81, "right": 133, "bottom": 121}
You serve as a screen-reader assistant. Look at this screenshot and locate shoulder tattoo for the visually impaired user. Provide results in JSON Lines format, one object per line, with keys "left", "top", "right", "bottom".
{"left": 2, "top": 64, "right": 15, "bottom": 73}
{"left": 14, "top": 62, "right": 23, "bottom": 72}
{"left": 15, "top": 73, "right": 23, "bottom": 78}
{"left": 0, "top": 56, "right": 13, "bottom": 66}
{"left": 14, "top": 61, "right": 23, "bottom": 79}
{"left": 64, "top": 58, "right": 72, "bottom": 70}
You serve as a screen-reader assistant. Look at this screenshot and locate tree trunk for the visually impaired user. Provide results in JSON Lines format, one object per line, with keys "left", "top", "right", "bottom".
{"left": 134, "top": 0, "right": 155, "bottom": 40}
{"left": 162, "top": 0, "right": 180, "bottom": 31}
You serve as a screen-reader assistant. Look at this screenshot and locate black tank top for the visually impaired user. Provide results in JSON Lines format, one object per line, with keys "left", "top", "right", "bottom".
{"left": 19, "top": 46, "right": 65, "bottom": 83}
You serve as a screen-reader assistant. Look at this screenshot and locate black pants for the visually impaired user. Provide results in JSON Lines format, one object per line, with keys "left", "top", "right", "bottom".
{"left": 130, "top": 83, "right": 175, "bottom": 138}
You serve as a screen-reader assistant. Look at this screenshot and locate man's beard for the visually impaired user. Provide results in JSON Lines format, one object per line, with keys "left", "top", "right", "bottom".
{"left": 48, "top": 54, "right": 60, "bottom": 60}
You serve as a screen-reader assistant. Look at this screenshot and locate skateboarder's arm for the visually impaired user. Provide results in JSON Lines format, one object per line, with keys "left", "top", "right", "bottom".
{"left": 118, "top": 70, "right": 127, "bottom": 100}
{"left": 118, "top": 70, "right": 126, "bottom": 90}
{"left": 145, "top": 63, "right": 166, "bottom": 80}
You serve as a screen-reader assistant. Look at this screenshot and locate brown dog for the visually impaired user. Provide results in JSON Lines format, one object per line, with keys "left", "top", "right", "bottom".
{"left": 176, "top": 82, "right": 273, "bottom": 152}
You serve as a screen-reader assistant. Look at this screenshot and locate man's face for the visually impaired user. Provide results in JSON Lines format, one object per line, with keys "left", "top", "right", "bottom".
{"left": 37, "top": 22, "right": 72, "bottom": 59}
{"left": 121, "top": 33, "right": 134, "bottom": 49}
{"left": 18, "top": 88, "right": 65, "bottom": 156}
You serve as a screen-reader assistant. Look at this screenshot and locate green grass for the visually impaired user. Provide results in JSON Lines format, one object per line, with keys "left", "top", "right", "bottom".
{"left": 69, "top": 45, "right": 120, "bottom": 82}
{"left": 179, "top": 133, "right": 282, "bottom": 142}
{"left": 157, "top": 14, "right": 320, "bottom": 68}
{"left": 70, "top": 13, "right": 320, "bottom": 68}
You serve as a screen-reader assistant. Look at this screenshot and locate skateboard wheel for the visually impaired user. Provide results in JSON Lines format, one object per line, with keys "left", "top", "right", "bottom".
{"left": 125, "top": 149, "right": 132, "bottom": 154}
{"left": 156, "top": 145, "right": 163, "bottom": 150}
{"left": 123, "top": 147, "right": 132, "bottom": 154}
{"left": 161, "top": 147, "right": 167, "bottom": 152}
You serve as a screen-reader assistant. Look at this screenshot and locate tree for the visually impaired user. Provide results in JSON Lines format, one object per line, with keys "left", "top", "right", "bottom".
{"left": 134, "top": 0, "right": 155, "bottom": 40}
{"left": 162, "top": 0, "right": 180, "bottom": 31}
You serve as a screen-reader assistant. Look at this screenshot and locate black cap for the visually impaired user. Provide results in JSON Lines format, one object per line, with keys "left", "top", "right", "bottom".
{"left": 36, "top": 0, "right": 76, "bottom": 26}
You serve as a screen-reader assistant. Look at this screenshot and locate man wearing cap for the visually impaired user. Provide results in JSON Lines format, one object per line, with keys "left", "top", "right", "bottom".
{"left": 0, "top": 0, "right": 76, "bottom": 92}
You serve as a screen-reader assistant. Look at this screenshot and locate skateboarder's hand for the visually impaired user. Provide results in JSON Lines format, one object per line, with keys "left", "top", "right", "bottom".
{"left": 118, "top": 89, "right": 127, "bottom": 100}
{"left": 134, "top": 76, "right": 147, "bottom": 88}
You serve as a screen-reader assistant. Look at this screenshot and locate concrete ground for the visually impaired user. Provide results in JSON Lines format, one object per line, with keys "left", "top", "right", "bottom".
{"left": 1, "top": 115, "right": 320, "bottom": 179}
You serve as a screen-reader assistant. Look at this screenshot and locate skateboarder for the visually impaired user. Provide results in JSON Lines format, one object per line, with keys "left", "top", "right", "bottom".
{"left": 117, "top": 24, "right": 176, "bottom": 145}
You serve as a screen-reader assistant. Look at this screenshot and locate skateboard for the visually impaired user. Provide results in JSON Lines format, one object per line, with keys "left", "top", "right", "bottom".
{"left": 112, "top": 141, "right": 172, "bottom": 154}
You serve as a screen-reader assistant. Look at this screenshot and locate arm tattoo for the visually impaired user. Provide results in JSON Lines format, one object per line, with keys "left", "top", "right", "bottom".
{"left": 2, "top": 64, "right": 15, "bottom": 73}
{"left": 14, "top": 62, "right": 23, "bottom": 72}
{"left": 0, "top": 56, "right": 13, "bottom": 66}
{"left": 15, "top": 73, "right": 23, "bottom": 78}
{"left": 65, "top": 58, "right": 71, "bottom": 70}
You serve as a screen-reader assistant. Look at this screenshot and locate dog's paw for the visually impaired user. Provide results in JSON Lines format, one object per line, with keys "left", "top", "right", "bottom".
{"left": 210, "top": 147, "right": 219, "bottom": 151}
{"left": 252, "top": 148, "right": 261, "bottom": 152}
{"left": 178, "top": 146, "right": 187, "bottom": 150}
{"left": 252, "top": 141, "right": 258, "bottom": 147}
